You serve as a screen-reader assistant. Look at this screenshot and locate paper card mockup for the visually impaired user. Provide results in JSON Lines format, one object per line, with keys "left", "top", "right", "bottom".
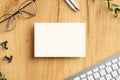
{"left": 34, "top": 23, "right": 86, "bottom": 57}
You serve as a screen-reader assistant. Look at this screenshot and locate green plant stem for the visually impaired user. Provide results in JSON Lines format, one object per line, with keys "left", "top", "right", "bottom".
{"left": 108, "top": 0, "right": 110, "bottom": 9}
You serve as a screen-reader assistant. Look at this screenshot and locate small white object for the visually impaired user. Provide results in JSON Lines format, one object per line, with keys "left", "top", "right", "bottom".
{"left": 34, "top": 23, "right": 86, "bottom": 57}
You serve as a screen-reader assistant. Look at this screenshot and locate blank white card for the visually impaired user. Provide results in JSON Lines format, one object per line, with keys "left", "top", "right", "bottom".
{"left": 34, "top": 23, "right": 86, "bottom": 57}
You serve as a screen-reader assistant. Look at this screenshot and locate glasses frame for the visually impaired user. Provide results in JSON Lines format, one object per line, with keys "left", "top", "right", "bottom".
{"left": 0, "top": 0, "right": 37, "bottom": 32}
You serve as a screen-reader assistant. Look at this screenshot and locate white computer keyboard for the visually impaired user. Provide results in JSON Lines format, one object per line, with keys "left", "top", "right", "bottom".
{"left": 65, "top": 53, "right": 120, "bottom": 80}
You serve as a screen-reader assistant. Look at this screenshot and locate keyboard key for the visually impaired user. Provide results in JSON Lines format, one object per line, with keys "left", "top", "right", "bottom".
{"left": 106, "top": 61, "right": 112, "bottom": 66}
{"left": 94, "top": 72, "right": 100, "bottom": 79}
{"left": 118, "top": 61, "right": 120, "bottom": 66}
{"left": 118, "top": 56, "right": 120, "bottom": 60}
{"left": 100, "top": 69, "right": 106, "bottom": 76}
{"left": 87, "top": 71, "right": 92, "bottom": 75}
{"left": 112, "top": 58, "right": 118, "bottom": 63}
{"left": 111, "top": 79, "right": 115, "bottom": 80}
{"left": 99, "top": 65, "right": 105, "bottom": 69}
{"left": 80, "top": 74, "right": 86, "bottom": 79}
{"left": 116, "top": 76, "right": 120, "bottom": 80}
{"left": 112, "top": 63, "right": 119, "bottom": 70}
{"left": 87, "top": 75, "right": 94, "bottom": 80}
{"left": 82, "top": 78, "right": 87, "bottom": 80}
{"left": 117, "top": 68, "right": 120, "bottom": 74}
{"left": 105, "top": 74, "right": 112, "bottom": 80}
{"left": 112, "top": 71, "right": 118, "bottom": 77}
{"left": 99, "top": 76, "right": 106, "bottom": 80}
{"left": 93, "top": 68, "right": 99, "bottom": 72}
{"left": 106, "top": 66, "right": 112, "bottom": 73}
{"left": 74, "top": 77, "right": 80, "bottom": 80}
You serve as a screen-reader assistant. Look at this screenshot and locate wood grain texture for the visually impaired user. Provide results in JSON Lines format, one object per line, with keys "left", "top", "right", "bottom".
{"left": 0, "top": 0, "right": 120, "bottom": 80}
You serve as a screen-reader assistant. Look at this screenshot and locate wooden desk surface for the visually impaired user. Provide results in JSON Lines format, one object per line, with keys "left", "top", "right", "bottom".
{"left": 0, "top": 0, "right": 120, "bottom": 80}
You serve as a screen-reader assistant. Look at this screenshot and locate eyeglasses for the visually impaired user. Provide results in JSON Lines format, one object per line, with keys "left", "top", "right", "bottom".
{"left": 0, "top": 0, "right": 37, "bottom": 32}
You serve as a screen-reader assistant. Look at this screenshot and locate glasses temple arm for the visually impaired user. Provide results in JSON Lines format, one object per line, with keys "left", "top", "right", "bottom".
{"left": 0, "top": 1, "right": 33, "bottom": 24}
{"left": 0, "top": 11, "right": 19, "bottom": 24}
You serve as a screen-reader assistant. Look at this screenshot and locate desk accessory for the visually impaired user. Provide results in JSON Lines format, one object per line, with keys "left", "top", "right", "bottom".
{"left": 0, "top": 41, "right": 8, "bottom": 50}
{"left": 65, "top": 53, "right": 120, "bottom": 80}
{"left": 34, "top": 23, "right": 86, "bottom": 57}
{"left": 0, "top": 0, "right": 37, "bottom": 32}
{"left": 0, "top": 41, "right": 11, "bottom": 80}
{"left": 107, "top": 0, "right": 120, "bottom": 17}
{"left": 65, "top": 0, "right": 80, "bottom": 12}
{"left": 4, "top": 55, "right": 13, "bottom": 63}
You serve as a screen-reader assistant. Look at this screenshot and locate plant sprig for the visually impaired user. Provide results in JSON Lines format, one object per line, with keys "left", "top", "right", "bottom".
{"left": 107, "top": 0, "right": 120, "bottom": 17}
{"left": 0, "top": 72, "right": 7, "bottom": 80}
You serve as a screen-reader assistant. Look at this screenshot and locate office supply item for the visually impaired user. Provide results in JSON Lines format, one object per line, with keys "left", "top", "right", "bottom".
{"left": 65, "top": 53, "right": 120, "bottom": 80}
{"left": 0, "top": 0, "right": 37, "bottom": 32}
{"left": 34, "top": 23, "right": 86, "bottom": 57}
{"left": 4, "top": 55, "right": 13, "bottom": 63}
{"left": 0, "top": 41, "right": 8, "bottom": 50}
{"left": 65, "top": 0, "right": 80, "bottom": 12}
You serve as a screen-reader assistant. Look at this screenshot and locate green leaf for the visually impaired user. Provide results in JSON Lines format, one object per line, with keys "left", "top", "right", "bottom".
{"left": 0, "top": 72, "right": 2, "bottom": 77}
{"left": 112, "top": 4, "right": 119, "bottom": 7}
{"left": 3, "top": 78, "right": 7, "bottom": 80}
{"left": 115, "top": 8, "right": 120, "bottom": 14}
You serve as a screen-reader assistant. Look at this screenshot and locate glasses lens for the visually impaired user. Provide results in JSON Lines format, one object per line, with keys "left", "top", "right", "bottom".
{"left": 18, "top": 0, "right": 37, "bottom": 19}
{"left": 0, "top": 14, "right": 16, "bottom": 32}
